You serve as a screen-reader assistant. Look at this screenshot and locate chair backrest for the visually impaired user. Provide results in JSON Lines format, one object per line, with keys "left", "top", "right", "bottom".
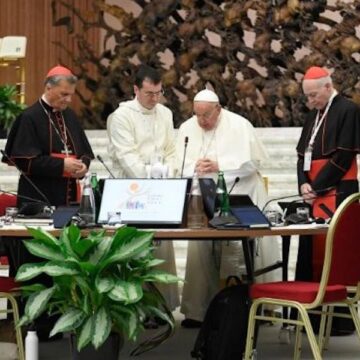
{"left": 317, "top": 192, "right": 360, "bottom": 302}
{"left": 0, "top": 193, "right": 17, "bottom": 216}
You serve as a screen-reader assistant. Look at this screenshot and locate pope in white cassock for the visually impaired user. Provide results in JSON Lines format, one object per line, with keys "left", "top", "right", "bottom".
{"left": 107, "top": 65, "right": 179, "bottom": 312}
{"left": 175, "top": 89, "right": 281, "bottom": 327}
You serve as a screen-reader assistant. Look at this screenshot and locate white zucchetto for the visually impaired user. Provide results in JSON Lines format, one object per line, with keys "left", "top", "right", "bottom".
{"left": 194, "top": 89, "right": 219, "bottom": 103}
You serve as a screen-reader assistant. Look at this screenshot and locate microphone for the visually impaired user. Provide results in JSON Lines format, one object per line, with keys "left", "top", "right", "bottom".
{"left": 261, "top": 186, "right": 336, "bottom": 212}
{"left": 282, "top": 191, "right": 342, "bottom": 224}
{"left": 228, "top": 176, "right": 240, "bottom": 195}
{"left": 1, "top": 149, "right": 53, "bottom": 209}
{"left": 96, "top": 155, "right": 115, "bottom": 178}
{"left": 180, "top": 136, "right": 189, "bottom": 179}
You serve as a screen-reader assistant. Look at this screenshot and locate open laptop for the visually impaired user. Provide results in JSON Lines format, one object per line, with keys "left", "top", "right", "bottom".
{"left": 198, "top": 177, "right": 255, "bottom": 219}
{"left": 98, "top": 178, "right": 189, "bottom": 227}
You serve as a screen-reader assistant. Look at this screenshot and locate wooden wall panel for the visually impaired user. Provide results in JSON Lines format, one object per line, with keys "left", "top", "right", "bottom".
{"left": 0, "top": 0, "right": 100, "bottom": 116}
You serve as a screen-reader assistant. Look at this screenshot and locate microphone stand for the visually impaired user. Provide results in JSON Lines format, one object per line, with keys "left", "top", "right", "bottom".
{"left": 1, "top": 149, "right": 53, "bottom": 211}
{"left": 96, "top": 155, "right": 115, "bottom": 178}
{"left": 180, "top": 137, "right": 189, "bottom": 179}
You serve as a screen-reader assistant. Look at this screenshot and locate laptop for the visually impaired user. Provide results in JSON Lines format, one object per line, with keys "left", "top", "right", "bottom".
{"left": 98, "top": 178, "right": 189, "bottom": 227}
{"left": 198, "top": 177, "right": 255, "bottom": 219}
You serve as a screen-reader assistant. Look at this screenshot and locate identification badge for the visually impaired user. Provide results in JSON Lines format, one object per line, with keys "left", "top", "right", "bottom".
{"left": 303, "top": 147, "right": 312, "bottom": 171}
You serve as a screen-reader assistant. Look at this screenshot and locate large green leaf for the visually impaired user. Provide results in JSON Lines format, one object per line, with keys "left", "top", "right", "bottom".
{"left": 50, "top": 308, "right": 86, "bottom": 337}
{"left": 43, "top": 261, "right": 80, "bottom": 277}
{"left": 16, "top": 262, "right": 48, "bottom": 282}
{"left": 72, "top": 238, "right": 98, "bottom": 259}
{"left": 77, "top": 316, "right": 94, "bottom": 351}
{"left": 141, "top": 270, "right": 181, "bottom": 283}
{"left": 23, "top": 239, "right": 65, "bottom": 261}
{"left": 104, "top": 232, "right": 154, "bottom": 267}
{"left": 24, "top": 286, "right": 57, "bottom": 321}
{"left": 92, "top": 307, "right": 112, "bottom": 349}
{"left": 26, "top": 227, "right": 60, "bottom": 247}
{"left": 59, "top": 226, "right": 79, "bottom": 259}
{"left": 146, "top": 306, "right": 174, "bottom": 329}
{"left": 111, "top": 306, "right": 139, "bottom": 341}
{"left": 110, "top": 226, "right": 138, "bottom": 252}
{"left": 88, "top": 236, "right": 113, "bottom": 266}
{"left": 109, "top": 280, "right": 143, "bottom": 304}
{"left": 95, "top": 275, "right": 115, "bottom": 294}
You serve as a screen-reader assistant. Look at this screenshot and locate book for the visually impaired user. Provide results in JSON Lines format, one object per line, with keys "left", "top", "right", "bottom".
{"left": 0, "top": 36, "right": 27, "bottom": 59}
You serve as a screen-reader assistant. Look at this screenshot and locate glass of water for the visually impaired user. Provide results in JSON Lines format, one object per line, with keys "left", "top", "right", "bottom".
{"left": 107, "top": 211, "right": 122, "bottom": 226}
{"left": 4, "top": 207, "right": 18, "bottom": 225}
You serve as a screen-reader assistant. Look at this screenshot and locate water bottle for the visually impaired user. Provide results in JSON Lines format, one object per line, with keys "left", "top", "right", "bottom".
{"left": 90, "top": 172, "right": 101, "bottom": 222}
{"left": 78, "top": 172, "right": 96, "bottom": 226}
{"left": 25, "top": 330, "right": 38, "bottom": 360}
{"left": 216, "top": 171, "right": 230, "bottom": 216}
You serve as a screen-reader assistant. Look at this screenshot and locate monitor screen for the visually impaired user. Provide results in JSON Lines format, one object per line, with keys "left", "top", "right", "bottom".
{"left": 98, "top": 178, "right": 189, "bottom": 225}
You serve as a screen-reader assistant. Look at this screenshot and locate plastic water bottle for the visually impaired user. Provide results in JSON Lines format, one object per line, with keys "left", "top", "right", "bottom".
{"left": 25, "top": 330, "right": 38, "bottom": 360}
{"left": 78, "top": 172, "right": 96, "bottom": 226}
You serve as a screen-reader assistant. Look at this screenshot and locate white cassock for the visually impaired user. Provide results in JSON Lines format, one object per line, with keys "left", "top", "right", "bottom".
{"left": 175, "top": 108, "right": 281, "bottom": 321}
{"left": 107, "top": 98, "right": 179, "bottom": 310}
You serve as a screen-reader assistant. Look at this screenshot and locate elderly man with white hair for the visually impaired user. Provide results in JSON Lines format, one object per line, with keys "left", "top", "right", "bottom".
{"left": 175, "top": 89, "right": 281, "bottom": 327}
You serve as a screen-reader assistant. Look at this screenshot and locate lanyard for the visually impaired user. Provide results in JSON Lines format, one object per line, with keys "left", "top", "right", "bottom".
{"left": 308, "top": 90, "right": 337, "bottom": 150}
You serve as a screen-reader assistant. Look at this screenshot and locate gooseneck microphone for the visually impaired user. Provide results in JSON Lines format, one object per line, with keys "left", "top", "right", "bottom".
{"left": 1, "top": 149, "right": 52, "bottom": 208}
{"left": 261, "top": 186, "right": 336, "bottom": 212}
{"left": 228, "top": 176, "right": 240, "bottom": 195}
{"left": 180, "top": 136, "right": 189, "bottom": 179}
{"left": 96, "top": 155, "right": 115, "bottom": 178}
{"left": 0, "top": 188, "right": 47, "bottom": 205}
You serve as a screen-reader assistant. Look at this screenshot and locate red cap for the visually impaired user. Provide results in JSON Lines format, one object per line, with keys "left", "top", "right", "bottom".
{"left": 303, "top": 66, "right": 329, "bottom": 80}
{"left": 46, "top": 65, "right": 73, "bottom": 78}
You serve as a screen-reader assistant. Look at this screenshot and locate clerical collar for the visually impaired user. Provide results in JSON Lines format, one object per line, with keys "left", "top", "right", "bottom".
{"left": 40, "top": 95, "right": 56, "bottom": 113}
{"left": 135, "top": 98, "right": 156, "bottom": 115}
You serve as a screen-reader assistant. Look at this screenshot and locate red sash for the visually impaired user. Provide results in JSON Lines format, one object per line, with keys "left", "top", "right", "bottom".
{"left": 51, "top": 153, "right": 81, "bottom": 202}
{"left": 308, "top": 158, "right": 357, "bottom": 280}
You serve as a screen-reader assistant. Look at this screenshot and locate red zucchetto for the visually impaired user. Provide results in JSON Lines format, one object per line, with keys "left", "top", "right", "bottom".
{"left": 46, "top": 65, "right": 73, "bottom": 78}
{"left": 303, "top": 66, "right": 329, "bottom": 80}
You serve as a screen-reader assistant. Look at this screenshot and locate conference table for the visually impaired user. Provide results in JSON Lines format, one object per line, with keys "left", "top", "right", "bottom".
{"left": 0, "top": 223, "right": 328, "bottom": 284}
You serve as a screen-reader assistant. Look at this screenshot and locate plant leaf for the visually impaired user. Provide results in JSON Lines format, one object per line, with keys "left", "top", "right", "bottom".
{"left": 95, "top": 275, "right": 115, "bottom": 294}
{"left": 26, "top": 227, "right": 60, "bottom": 247}
{"left": 44, "top": 261, "right": 80, "bottom": 277}
{"left": 109, "top": 280, "right": 143, "bottom": 304}
{"left": 77, "top": 315, "right": 94, "bottom": 351}
{"left": 50, "top": 308, "right": 86, "bottom": 337}
{"left": 59, "top": 226, "right": 79, "bottom": 259}
{"left": 16, "top": 262, "right": 48, "bottom": 282}
{"left": 23, "top": 239, "right": 65, "bottom": 261}
{"left": 110, "top": 226, "right": 138, "bottom": 252}
{"left": 111, "top": 306, "right": 139, "bottom": 341}
{"left": 141, "top": 270, "right": 181, "bottom": 283}
{"left": 88, "top": 236, "right": 113, "bottom": 265}
{"left": 104, "top": 232, "right": 154, "bottom": 267}
{"left": 72, "top": 238, "right": 98, "bottom": 259}
{"left": 92, "top": 307, "right": 112, "bottom": 349}
{"left": 146, "top": 306, "right": 174, "bottom": 329}
{"left": 24, "top": 286, "right": 57, "bottom": 321}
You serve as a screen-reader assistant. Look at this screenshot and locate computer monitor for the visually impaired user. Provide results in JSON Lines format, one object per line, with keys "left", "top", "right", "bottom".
{"left": 98, "top": 178, "right": 189, "bottom": 226}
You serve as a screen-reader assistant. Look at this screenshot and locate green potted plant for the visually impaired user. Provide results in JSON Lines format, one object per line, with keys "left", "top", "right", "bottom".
{"left": 15, "top": 225, "right": 180, "bottom": 358}
{"left": 0, "top": 84, "right": 25, "bottom": 137}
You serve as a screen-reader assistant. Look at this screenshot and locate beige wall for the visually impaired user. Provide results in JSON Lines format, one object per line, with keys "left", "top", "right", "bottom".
{"left": 0, "top": 0, "right": 99, "bottom": 114}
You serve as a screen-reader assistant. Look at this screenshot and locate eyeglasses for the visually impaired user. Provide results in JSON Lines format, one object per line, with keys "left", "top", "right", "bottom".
{"left": 143, "top": 89, "right": 165, "bottom": 98}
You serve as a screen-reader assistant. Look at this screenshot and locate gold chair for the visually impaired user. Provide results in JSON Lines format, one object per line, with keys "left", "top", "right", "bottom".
{"left": 0, "top": 277, "right": 24, "bottom": 360}
{"left": 244, "top": 192, "right": 360, "bottom": 359}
